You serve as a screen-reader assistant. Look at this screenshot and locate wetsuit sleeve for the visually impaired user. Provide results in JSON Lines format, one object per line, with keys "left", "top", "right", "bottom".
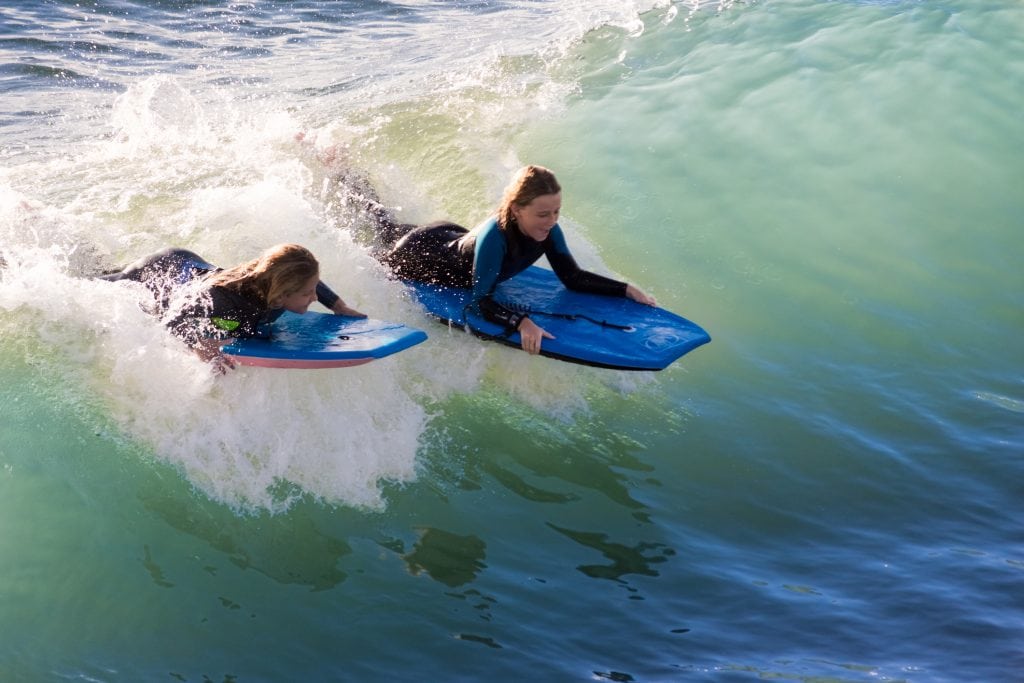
{"left": 164, "top": 285, "right": 268, "bottom": 348}
{"left": 472, "top": 222, "right": 527, "bottom": 330}
{"left": 545, "top": 225, "right": 628, "bottom": 297}
{"left": 316, "top": 280, "right": 340, "bottom": 309}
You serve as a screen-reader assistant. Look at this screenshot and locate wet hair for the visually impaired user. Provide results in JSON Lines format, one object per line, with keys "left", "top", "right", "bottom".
{"left": 206, "top": 243, "right": 319, "bottom": 307}
{"left": 496, "top": 165, "right": 561, "bottom": 232}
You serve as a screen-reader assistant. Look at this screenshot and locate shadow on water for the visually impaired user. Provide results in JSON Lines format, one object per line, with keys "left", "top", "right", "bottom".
{"left": 395, "top": 527, "right": 488, "bottom": 588}
{"left": 141, "top": 492, "right": 351, "bottom": 592}
{"left": 547, "top": 523, "right": 675, "bottom": 585}
{"left": 420, "top": 388, "right": 660, "bottom": 522}
{"left": 398, "top": 384, "right": 689, "bottom": 613}
{"left": 378, "top": 526, "right": 499, "bottom": 631}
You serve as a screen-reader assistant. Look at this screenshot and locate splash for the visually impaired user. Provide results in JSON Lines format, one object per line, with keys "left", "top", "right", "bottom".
{"left": 0, "top": 72, "right": 652, "bottom": 513}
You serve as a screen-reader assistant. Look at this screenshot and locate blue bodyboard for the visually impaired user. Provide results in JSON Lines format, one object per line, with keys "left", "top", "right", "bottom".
{"left": 222, "top": 312, "right": 427, "bottom": 369}
{"left": 405, "top": 266, "right": 710, "bottom": 371}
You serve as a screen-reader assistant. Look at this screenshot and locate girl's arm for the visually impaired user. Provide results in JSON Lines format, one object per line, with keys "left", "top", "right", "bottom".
{"left": 546, "top": 226, "right": 656, "bottom": 305}
{"left": 544, "top": 226, "right": 627, "bottom": 295}
{"left": 472, "top": 221, "right": 554, "bottom": 352}
{"left": 471, "top": 222, "right": 526, "bottom": 330}
{"left": 316, "top": 281, "right": 366, "bottom": 317}
{"left": 191, "top": 337, "right": 237, "bottom": 374}
{"left": 164, "top": 286, "right": 258, "bottom": 372}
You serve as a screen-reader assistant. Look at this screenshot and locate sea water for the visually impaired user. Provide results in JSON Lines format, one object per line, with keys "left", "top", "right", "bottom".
{"left": 1, "top": 1, "right": 1022, "bottom": 680}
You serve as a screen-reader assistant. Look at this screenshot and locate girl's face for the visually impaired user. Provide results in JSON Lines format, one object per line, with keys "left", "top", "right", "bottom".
{"left": 275, "top": 273, "right": 320, "bottom": 313}
{"left": 513, "top": 192, "right": 561, "bottom": 242}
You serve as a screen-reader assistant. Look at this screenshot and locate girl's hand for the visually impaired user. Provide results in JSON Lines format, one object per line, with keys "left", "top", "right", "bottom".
{"left": 193, "top": 339, "right": 237, "bottom": 374}
{"left": 626, "top": 284, "right": 657, "bottom": 307}
{"left": 331, "top": 299, "right": 367, "bottom": 318}
{"left": 517, "top": 317, "right": 554, "bottom": 355}
{"left": 208, "top": 352, "right": 237, "bottom": 375}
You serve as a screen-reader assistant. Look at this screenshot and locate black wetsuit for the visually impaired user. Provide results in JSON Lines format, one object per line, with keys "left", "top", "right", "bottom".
{"left": 99, "top": 247, "right": 341, "bottom": 347}
{"left": 381, "top": 217, "right": 627, "bottom": 330}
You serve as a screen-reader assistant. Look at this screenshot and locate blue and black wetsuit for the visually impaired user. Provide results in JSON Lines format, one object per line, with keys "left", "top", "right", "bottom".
{"left": 98, "top": 247, "right": 341, "bottom": 347}
{"left": 382, "top": 217, "right": 627, "bottom": 329}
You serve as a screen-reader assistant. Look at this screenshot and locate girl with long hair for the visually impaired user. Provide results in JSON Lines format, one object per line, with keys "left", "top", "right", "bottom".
{"left": 100, "top": 243, "right": 361, "bottom": 370}
{"left": 376, "top": 165, "right": 655, "bottom": 355}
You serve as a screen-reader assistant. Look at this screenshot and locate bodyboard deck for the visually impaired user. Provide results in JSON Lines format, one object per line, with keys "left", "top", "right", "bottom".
{"left": 222, "top": 311, "right": 428, "bottom": 369}
{"left": 405, "top": 266, "right": 710, "bottom": 371}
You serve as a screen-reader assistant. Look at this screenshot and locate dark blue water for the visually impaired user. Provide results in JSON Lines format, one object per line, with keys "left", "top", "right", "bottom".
{"left": 2, "top": 0, "right": 1023, "bottom": 681}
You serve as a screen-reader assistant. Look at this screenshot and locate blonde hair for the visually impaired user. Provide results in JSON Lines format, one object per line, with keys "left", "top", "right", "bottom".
{"left": 206, "top": 243, "right": 319, "bottom": 307}
{"left": 496, "top": 165, "right": 561, "bottom": 232}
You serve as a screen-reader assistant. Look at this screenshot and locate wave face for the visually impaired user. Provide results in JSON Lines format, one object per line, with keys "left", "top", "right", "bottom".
{"left": 1, "top": 1, "right": 1022, "bottom": 680}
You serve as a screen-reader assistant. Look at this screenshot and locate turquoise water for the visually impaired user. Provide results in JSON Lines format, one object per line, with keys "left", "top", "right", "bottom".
{"left": 1, "top": 1, "right": 1022, "bottom": 680}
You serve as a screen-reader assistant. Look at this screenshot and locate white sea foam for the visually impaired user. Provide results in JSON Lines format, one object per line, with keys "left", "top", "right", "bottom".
{"left": 0, "top": 71, "right": 652, "bottom": 512}
{"left": 0, "top": 0, "right": 703, "bottom": 513}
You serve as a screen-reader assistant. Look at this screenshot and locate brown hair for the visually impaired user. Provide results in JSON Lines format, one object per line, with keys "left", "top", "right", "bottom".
{"left": 206, "top": 243, "right": 319, "bottom": 307}
{"left": 496, "top": 165, "right": 561, "bottom": 232}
